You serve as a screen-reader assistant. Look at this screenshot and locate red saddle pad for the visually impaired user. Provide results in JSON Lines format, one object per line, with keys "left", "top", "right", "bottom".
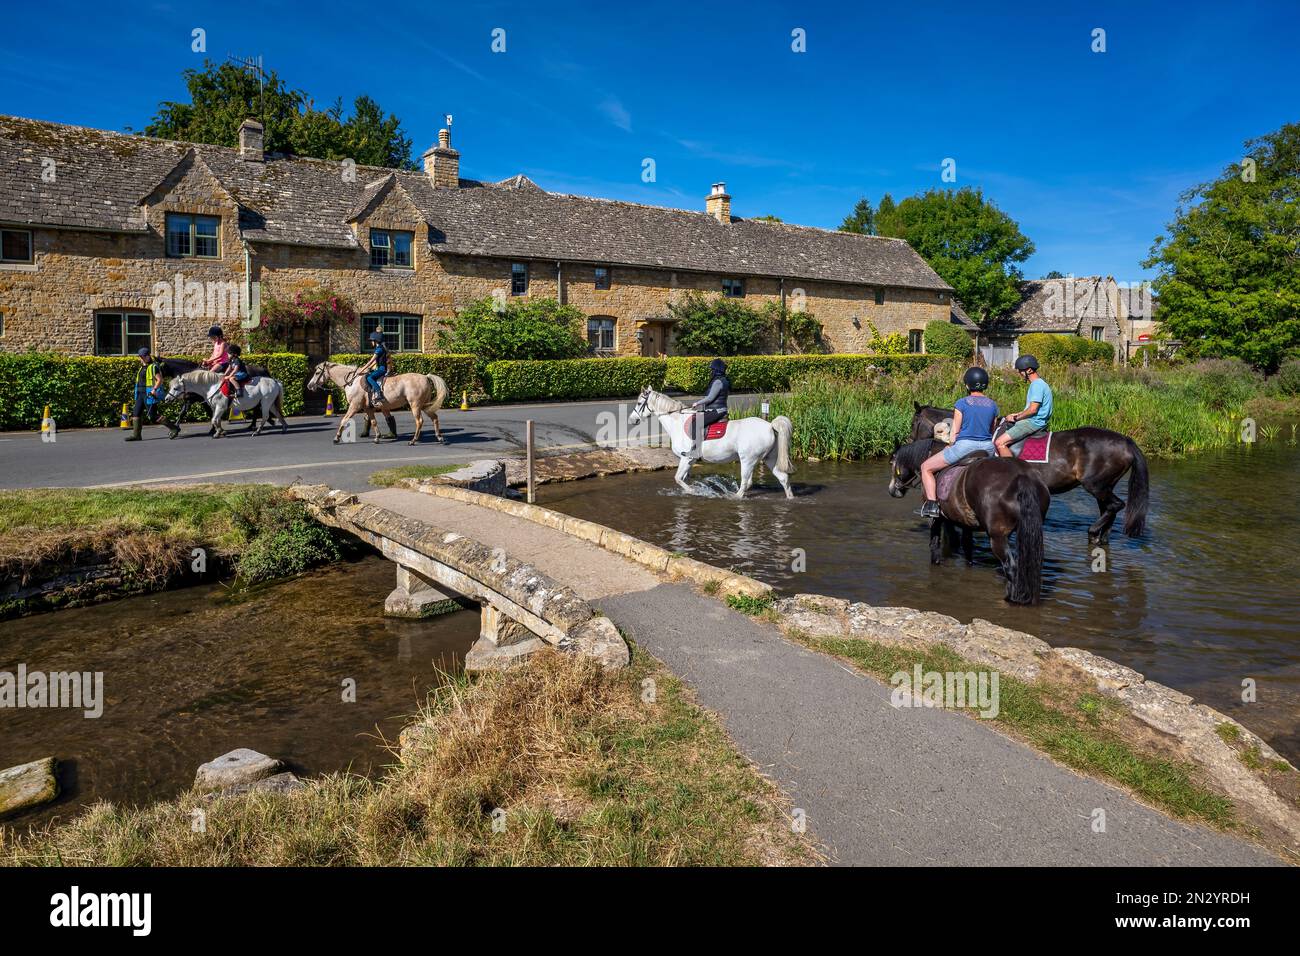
{"left": 689, "top": 415, "right": 729, "bottom": 440}
{"left": 1017, "top": 432, "right": 1052, "bottom": 463}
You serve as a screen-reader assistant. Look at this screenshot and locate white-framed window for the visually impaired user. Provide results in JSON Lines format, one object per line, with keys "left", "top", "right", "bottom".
{"left": 95, "top": 311, "right": 152, "bottom": 356}
{"left": 362, "top": 312, "right": 422, "bottom": 352}
{"left": 511, "top": 262, "right": 529, "bottom": 295}
{"left": 1091, "top": 326, "right": 1105, "bottom": 341}
{"left": 588, "top": 316, "right": 616, "bottom": 353}
{"left": 1, "top": 228, "right": 33, "bottom": 263}
{"left": 908, "top": 329, "right": 923, "bottom": 353}
{"left": 594, "top": 266, "right": 611, "bottom": 290}
{"left": 165, "top": 213, "right": 220, "bottom": 258}
{"left": 370, "top": 229, "right": 413, "bottom": 269}
{"left": 722, "top": 277, "right": 744, "bottom": 298}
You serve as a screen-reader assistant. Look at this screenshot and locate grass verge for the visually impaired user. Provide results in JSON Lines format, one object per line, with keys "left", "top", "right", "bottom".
{"left": 0, "top": 485, "right": 346, "bottom": 616}
{"left": 0, "top": 648, "right": 817, "bottom": 866}
{"left": 369, "top": 464, "right": 465, "bottom": 488}
{"left": 784, "top": 629, "right": 1238, "bottom": 832}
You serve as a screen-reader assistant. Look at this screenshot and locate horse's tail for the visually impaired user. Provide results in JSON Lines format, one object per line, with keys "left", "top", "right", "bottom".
{"left": 1123, "top": 440, "right": 1149, "bottom": 537}
{"left": 1009, "top": 474, "right": 1044, "bottom": 605}
{"left": 771, "top": 415, "right": 794, "bottom": 474}
{"left": 425, "top": 374, "right": 449, "bottom": 412}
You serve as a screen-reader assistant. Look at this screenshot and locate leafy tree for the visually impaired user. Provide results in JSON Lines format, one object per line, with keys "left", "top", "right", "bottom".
{"left": 437, "top": 297, "right": 588, "bottom": 368}
{"left": 145, "top": 61, "right": 414, "bottom": 169}
{"left": 669, "top": 292, "right": 770, "bottom": 356}
{"left": 872, "top": 188, "right": 1033, "bottom": 325}
{"left": 752, "top": 214, "right": 784, "bottom": 223}
{"left": 1144, "top": 122, "right": 1300, "bottom": 372}
{"left": 1042, "top": 270, "right": 1066, "bottom": 279}
{"left": 839, "top": 198, "right": 876, "bottom": 235}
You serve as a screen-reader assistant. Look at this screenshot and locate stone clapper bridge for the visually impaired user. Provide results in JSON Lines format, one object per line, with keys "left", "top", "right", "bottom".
{"left": 291, "top": 460, "right": 767, "bottom": 672}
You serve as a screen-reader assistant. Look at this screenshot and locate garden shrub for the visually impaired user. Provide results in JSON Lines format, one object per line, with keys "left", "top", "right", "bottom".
{"left": 485, "top": 356, "right": 667, "bottom": 402}
{"left": 923, "top": 320, "right": 976, "bottom": 361}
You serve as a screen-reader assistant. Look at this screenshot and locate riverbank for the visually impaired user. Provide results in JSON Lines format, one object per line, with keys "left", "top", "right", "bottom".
{"left": 0, "top": 485, "right": 347, "bottom": 618}
{"left": 740, "top": 360, "right": 1300, "bottom": 459}
{"left": 2, "top": 647, "right": 816, "bottom": 866}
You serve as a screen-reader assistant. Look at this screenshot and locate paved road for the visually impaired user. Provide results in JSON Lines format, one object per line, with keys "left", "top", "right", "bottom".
{"left": 0, "top": 397, "right": 692, "bottom": 492}
{"left": 366, "top": 487, "right": 1278, "bottom": 866}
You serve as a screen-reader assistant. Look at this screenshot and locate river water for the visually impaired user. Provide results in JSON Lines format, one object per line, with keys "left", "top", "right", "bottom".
{"left": 543, "top": 444, "right": 1300, "bottom": 764}
{"left": 1, "top": 557, "right": 478, "bottom": 829}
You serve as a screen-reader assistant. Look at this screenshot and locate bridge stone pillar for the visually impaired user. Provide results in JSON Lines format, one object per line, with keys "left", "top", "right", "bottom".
{"left": 465, "top": 603, "right": 547, "bottom": 672}
{"left": 385, "top": 564, "right": 461, "bottom": 618}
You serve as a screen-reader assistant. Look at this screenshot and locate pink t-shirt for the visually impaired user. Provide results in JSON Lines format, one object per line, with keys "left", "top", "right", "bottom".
{"left": 205, "top": 340, "right": 229, "bottom": 368}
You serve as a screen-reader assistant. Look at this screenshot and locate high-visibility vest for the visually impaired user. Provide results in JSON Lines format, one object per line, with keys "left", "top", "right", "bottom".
{"left": 143, "top": 363, "right": 159, "bottom": 387}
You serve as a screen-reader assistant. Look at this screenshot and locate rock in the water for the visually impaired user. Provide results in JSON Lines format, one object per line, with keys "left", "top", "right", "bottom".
{"left": 0, "top": 757, "right": 59, "bottom": 817}
{"left": 195, "top": 748, "right": 284, "bottom": 791}
{"left": 206, "top": 771, "right": 305, "bottom": 799}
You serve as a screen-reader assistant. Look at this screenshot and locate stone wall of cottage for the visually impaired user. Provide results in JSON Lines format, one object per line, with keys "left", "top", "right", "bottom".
{"left": 0, "top": 171, "right": 950, "bottom": 357}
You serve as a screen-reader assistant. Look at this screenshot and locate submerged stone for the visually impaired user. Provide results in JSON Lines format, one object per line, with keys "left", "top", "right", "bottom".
{"left": 0, "top": 757, "right": 58, "bottom": 817}
{"left": 195, "top": 748, "right": 284, "bottom": 791}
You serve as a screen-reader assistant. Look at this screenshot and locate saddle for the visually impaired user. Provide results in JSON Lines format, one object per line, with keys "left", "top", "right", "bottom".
{"left": 687, "top": 414, "right": 729, "bottom": 440}
{"left": 994, "top": 422, "right": 1052, "bottom": 463}
{"left": 935, "top": 451, "right": 994, "bottom": 503}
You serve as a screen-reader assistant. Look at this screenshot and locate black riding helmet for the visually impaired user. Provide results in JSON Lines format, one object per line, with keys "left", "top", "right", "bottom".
{"left": 207, "top": 325, "right": 223, "bottom": 338}
{"left": 1014, "top": 354, "right": 1040, "bottom": 372}
{"left": 963, "top": 366, "right": 989, "bottom": 391}
{"left": 369, "top": 331, "right": 384, "bottom": 344}
{"left": 228, "top": 344, "right": 242, "bottom": 357}
{"left": 709, "top": 358, "right": 727, "bottom": 377}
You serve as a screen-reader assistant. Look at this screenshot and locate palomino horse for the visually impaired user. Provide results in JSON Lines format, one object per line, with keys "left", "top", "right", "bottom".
{"left": 307, "top": 361, "right": 448, "bottom": 445}
{"left": 165, "top": 370, "right": 287, "bottom": 438}
{"left": 909, "top": 402, "right": 1149, "bottom": 546}
{"left": 628, "top": 386, "right": 795, "bottom": 498}
{"left": 889, "top": 438, "right": 1051, "bottom": 605}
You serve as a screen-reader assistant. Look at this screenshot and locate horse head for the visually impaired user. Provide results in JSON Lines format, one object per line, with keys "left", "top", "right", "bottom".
{"left": 628, "top": 385, "right": 652, "bottom": 425}
{"left": 165, "top": 376, "right": 188, "bottom": 402}
{"left": 307, "top": 362, "right": 334, "bottom": 392}
{"left": 888, "top": 439, "right": 923, "bottom": 498}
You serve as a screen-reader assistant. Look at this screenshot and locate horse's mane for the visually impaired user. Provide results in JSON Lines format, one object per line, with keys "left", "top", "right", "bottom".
{"left": 646, "top": 389, "right": 685, "bottom": 414}
{"left": 184, "top": 369, "right": 221, "bottom": 384}
{"left": 895, "top": 437, "right": 943, "bottom": 472}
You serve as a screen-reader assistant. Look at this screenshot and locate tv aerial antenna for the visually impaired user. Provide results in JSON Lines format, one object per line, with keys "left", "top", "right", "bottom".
{"left": 226, "top": 53, "right": 267, "bottom": 126}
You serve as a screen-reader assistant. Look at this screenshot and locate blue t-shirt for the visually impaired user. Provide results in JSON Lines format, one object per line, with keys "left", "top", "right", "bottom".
{"left": 954, "top": 394, "right": 998, "bottom": 441}
{"left": 372, "top": 344, "right": 388, "bottom": 370}
{"left": 1026, "top": 378, "right": 1053, "bottom": 428}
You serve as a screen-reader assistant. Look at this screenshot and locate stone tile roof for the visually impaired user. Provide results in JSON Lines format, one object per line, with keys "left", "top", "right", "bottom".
{"left": 949, "top": 299, "right": 978, "bottom": 329}
{"left": 0, "top": 114, "right": 951, "bottom": 290}
{"left": 988, "top": 276, "right": 1121, "bottom": 334}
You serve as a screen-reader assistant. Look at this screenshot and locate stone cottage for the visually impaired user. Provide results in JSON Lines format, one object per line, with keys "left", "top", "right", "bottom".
{"left": 0, "top": 115, "right": 956, "bottom": 360}
{"left": 978, "top": 276, "right": 1154, "bottom": 366}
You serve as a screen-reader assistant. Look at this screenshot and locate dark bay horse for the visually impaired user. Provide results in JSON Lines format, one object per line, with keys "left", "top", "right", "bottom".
{"left": 890, "top": 438, "right": 1051, "bottom": 604}
{"left": 909, "top": 403, "right": 1148, "bottom": 545}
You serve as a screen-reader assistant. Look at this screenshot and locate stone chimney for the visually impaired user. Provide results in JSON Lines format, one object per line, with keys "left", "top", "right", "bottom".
{"left": 238, "top": 119, "right": 264, "bottom": 162}
{"left": 422, "top": 128, "right": 460, "bottom": 188}
{"left": 706, "top": 182, "right": 731, "bottom": 223}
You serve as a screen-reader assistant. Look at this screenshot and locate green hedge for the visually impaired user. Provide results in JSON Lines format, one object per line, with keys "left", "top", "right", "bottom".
{"left": 1017, "top": 333, "right": 1115, "bottom": 365}
{"left": 484, "top": 357, "right": 667, "bottom": 402}
{"left": 327, "top": 353, "right": 478, "bottom": 402}
{"left": 663, "top": 353, "right": 938, "bottom": 393}
{"left": 924, "top": 320, "right": 976, "bottom": 361}
{"left": 0, "top": 352, "right": 307, "bottom": 431}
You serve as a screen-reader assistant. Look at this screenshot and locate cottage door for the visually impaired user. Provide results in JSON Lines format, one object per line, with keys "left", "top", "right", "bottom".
{"left": 640, "top": 323, "right": 664, "bottom": 357}
{"left": 289, "top": 321, "right": 331, "bottom": 413}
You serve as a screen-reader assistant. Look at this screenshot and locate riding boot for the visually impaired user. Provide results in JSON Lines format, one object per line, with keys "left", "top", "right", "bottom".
{"left": 124, "top": 416, "right": 143, "bottom": 441}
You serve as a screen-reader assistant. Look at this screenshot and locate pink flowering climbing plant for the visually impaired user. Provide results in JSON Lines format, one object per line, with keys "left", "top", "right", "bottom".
{"left": 253, "top": 286, "right": 358, "bottom": 351}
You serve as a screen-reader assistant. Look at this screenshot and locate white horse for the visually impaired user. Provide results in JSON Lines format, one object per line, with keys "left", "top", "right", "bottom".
{"left": 628, "top": 386, "right": 794, "bottom": 498}
{"left": 166, "top": 370, "right": 287, "bottom": 438}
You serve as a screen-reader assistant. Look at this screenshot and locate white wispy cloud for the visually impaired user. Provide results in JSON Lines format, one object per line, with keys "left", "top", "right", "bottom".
{"left": 598, "top": 96, "right": 632, "bottom": 132}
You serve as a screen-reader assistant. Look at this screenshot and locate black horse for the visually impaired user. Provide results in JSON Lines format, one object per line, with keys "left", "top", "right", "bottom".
{"left": 910, "top": 403, "right": 1148, "bottom": 546}
{"left": 890, "top": 438, "right": 1051, "bottom": 605}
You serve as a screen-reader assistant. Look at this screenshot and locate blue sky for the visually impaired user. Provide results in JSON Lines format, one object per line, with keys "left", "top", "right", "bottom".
{"left": 2, "top": 0, "right": 1296, "bottom": 279}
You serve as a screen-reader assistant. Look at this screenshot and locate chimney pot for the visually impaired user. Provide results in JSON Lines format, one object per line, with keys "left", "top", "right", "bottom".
{"left": 238, "top": 118, "right": 264, "bottom": 162}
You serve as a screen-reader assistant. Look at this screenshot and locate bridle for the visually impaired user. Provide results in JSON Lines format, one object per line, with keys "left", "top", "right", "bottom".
{"left": 629, "top": 389, "right": 651, "bottom": 424}
{"left": 891, "top": 458, "right": 922, "bottom": 491}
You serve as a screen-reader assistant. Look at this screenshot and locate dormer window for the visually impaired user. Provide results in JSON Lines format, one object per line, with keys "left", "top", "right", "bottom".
{"left": 370, "top": 229, "right": 413, "bottom": 269}
{"left": 166, "top": 214, "right": 219, "bottom": 258}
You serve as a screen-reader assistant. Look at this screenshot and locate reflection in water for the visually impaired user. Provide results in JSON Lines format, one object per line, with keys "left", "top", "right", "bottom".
{"left": 0, "top": 557, "right": 478, "bottom": 828}
{"left": 547, "top": 446, "right": 1300, "bottom": 764}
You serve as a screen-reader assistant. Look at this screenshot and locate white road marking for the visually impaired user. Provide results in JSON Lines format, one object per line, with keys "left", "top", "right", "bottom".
{"left": 83, "top": 438, "right": 660, "bottom": 488}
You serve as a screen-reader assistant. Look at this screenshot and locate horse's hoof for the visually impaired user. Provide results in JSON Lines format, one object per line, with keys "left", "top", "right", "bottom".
{"left": 332, "top": 437, "right": 340, "bottom": 445}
